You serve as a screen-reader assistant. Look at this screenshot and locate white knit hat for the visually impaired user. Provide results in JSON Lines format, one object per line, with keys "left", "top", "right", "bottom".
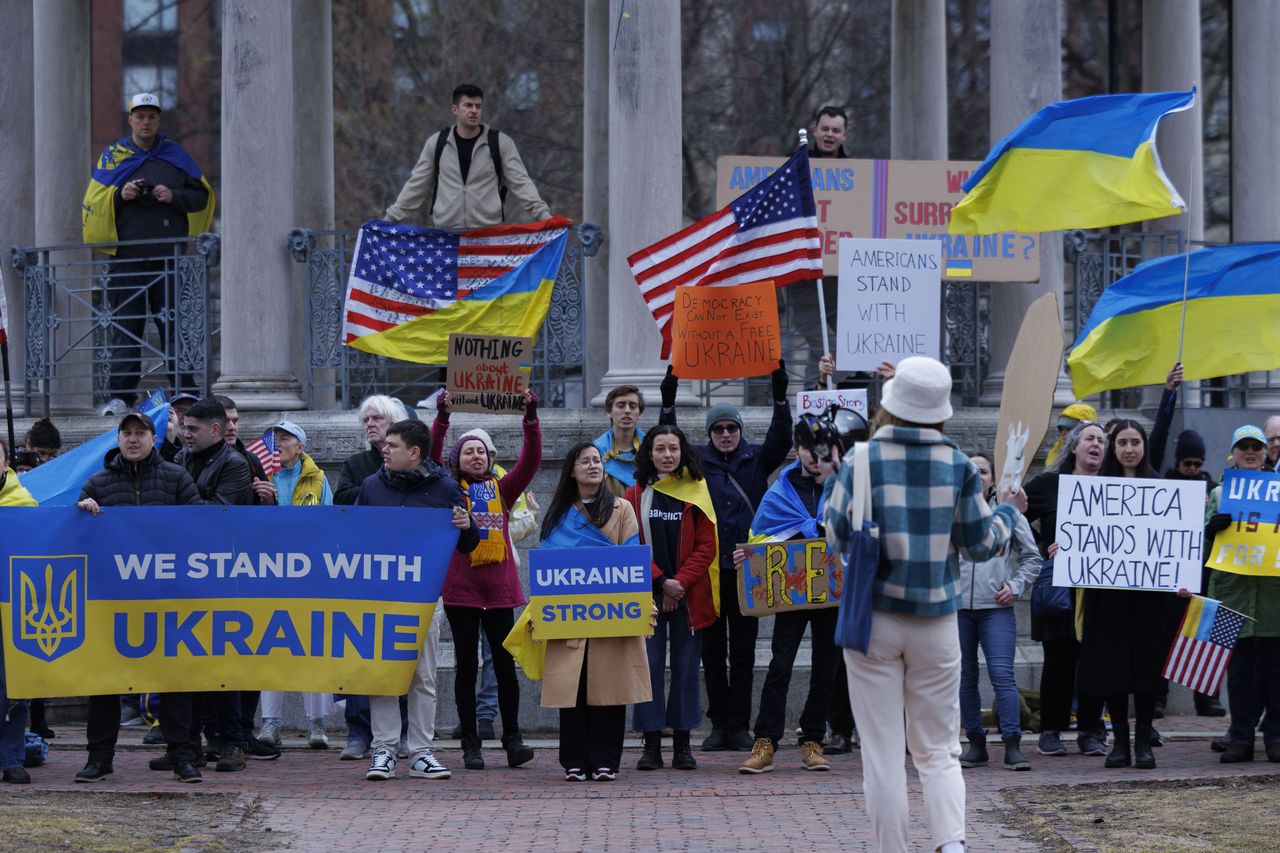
{"left": 880, "top": 356, "right": 953, "bottom": 424}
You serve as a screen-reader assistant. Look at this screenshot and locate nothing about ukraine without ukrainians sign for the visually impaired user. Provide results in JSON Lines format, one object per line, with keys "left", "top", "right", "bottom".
{"left": 0, "top": 506, "right": 456, "bottom": 698}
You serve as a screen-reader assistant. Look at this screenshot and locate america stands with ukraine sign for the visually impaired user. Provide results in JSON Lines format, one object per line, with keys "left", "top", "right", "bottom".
{"left": 0, "top": 506, "right": 456, "bottom": 698}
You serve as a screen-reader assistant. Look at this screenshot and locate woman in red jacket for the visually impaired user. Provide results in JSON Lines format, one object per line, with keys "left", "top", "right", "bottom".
{"left": 625, "top": 425, "right": 718, "bottom": 771}
{"left": 432, "top": 389, "right": 542, "bottom": 772}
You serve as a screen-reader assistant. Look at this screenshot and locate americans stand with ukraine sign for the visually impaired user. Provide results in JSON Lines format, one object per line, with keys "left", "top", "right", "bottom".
{"left": 0, "top": 506, "right": 457, "bottom": 698}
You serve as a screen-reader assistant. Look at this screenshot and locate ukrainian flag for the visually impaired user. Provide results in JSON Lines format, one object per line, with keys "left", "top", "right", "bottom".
{"left": 949, "top": 89, "right": 1195, "bottom": 235}
{"left": 1067, "top": 243, "right": 1280, "bottom": 398}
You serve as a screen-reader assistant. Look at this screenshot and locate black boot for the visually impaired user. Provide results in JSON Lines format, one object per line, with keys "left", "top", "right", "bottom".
{"left": 1003, "top": 734, "right": 1030, "bottom": 770}
{"left": 1152, "top": 693, "right": 1167, "bottom": 719}
{"left": 1134, "top": 724, "right": 1156, "bottom": 769}
{"left": 502, "top": 732, "right": 534, "bottom": 768}
{"left": 1194, "top": 691, "right": 1227, "bottom": 717}
{"left": 1105, "top": 720, "right": 1132, "bottom": 768}
{"left": 672, "top": 730, "right": 697, "bottom": 770}
{"left": 636, "top": 731, "right": 663, "bottom": 771}
{"left": 462, "top": 736, "right": 484, "bottom": 770}
{"left": 959, "top": 733, "right": 988, "bottom": 769}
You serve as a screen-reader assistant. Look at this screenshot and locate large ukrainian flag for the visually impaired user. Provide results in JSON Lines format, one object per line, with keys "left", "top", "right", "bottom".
{"left": 1067, "top": 243, "right": 1280, "bottom": 398}
{"left": 949, "top": 89, "right": 1195, "bottom": 235}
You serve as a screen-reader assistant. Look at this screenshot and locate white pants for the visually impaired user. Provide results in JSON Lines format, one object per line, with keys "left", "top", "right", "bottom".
{"left": 370, "top": 605, "right": 443, "bottom": 757}
{"left": 260, "top": 691, "right": 331, "bottom": 722}
{"left": 845, "top": 611, "right": 965, "bottom": 853}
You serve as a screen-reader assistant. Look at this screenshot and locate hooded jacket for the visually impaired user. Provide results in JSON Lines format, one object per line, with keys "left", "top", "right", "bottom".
{"left": 80, "top": 448, "right": 202, "bottom": 507}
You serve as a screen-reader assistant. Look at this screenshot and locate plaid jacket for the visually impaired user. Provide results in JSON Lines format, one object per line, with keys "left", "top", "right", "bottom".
{"left": 825, "top": 426, "right": 1019, "bottom": 617}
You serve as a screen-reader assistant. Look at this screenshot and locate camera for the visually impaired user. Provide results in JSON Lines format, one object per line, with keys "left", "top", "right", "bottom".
{"left": 134, "top": 179, "right": 154, "bottom": 198}
{"left": 12, "top": 450, "right": 40, "bottom": 472}
{"left": 796, "top": 405, "right": 869, "bottom": 464}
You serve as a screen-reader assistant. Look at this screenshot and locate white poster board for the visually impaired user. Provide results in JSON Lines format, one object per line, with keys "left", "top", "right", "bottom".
{"left": 836, "top": 238, "right": 942, "bottom": 372}
{"left": 795, "top": 388, "right": 867, "bottom": 419}
{"left": 1053, "top": 475, "right": 1206, "bottom": 593}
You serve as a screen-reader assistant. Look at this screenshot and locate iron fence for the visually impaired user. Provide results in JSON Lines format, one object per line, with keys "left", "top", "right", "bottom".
{"left": 9, "top": 234, "right": 218, "bottom": 415}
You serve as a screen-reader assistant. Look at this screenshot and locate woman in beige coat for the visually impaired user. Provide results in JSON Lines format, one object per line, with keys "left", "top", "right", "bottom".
{"left": 538, "top": 441, "right": 652, "bottom": 781}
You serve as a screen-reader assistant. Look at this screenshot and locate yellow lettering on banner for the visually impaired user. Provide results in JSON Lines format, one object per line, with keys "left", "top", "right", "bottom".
{"left": 805, "top": 540, "right": 828, "bottom": 604}
{"left": 765, "top": 544, "right": 792, "bottom": 609}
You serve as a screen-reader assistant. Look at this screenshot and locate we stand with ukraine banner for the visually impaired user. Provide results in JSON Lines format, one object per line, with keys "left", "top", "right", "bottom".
{"left": 0, "top": 506, "right": 456, "bottom": 698}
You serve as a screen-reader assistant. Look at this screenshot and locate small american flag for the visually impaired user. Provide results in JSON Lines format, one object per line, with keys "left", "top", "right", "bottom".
{"left": 244, "top": 429, "right": 281, "bottom": 478}
{"left": 628, "top": 145, "right": 823, "bottom": 357}
{"left": 1162, "top": 595, "right": 1247, "bottom": 695}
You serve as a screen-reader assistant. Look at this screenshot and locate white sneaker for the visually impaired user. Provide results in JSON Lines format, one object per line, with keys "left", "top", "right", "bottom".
{"left": 257, "top": 718, "right": 283, "bottom": 747}
{"left": 365, "top": 749, "right": 396, "bottom": 781}
{"left": 408, "top": 750, "right": 451, "bottom": 780}
{"left": 308, "top": 720, "right": 330, "bottom": 750}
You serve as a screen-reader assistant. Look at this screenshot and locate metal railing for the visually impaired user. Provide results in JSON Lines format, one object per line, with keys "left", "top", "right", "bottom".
{"left": 10, "top": 235, "right": 219, "bottom": 415}
{"left": 289, "top": 223, "right": 594, "bottom": 410}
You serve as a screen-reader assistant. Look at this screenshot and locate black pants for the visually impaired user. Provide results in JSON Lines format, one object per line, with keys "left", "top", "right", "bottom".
{"left": 828, "top": 652, "right": 855, "bottom": 737}
{"left": 754, "top": 608, "right": 838, "bottom": 745}
{"left": 239, "top": 691, "right": 260, "bottom": 738}
{"left": 1039, "top": 638, "right": 1080, "bottom": 733}
{"left": 558, "top": 644, "right": 625, "bottom": 772}
{"left": 1103, "top": 693, "right": 1156, "bottom": 746}
{"left": 1227, "top": 636, "right": 1280, "bottom": 745}
{"left": 105, "top": 256, "right": 196, "bottom": 405}
{"left": 157, "top": 692, "right": 200, "bottom": 764}
{"left": 700, "top": 567, "right": 759, "bottom": 733}
{"left": 200, "top": 691, "right": 244, "bottom": 746}
{"left": 86, "top": 694, "right": 122, "bottom": 762}
{"left": 445, "top": 605, "right": 520, "bottom": 740}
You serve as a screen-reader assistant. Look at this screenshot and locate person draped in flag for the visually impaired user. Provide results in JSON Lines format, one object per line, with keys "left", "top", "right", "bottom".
{"left": 431, "top": 388, "right": 541, "bottom": 772}
{"left": 592, "top": 385, "right": 647, "bottom": 497}
{"left": 624, "top": 425, "right": 718, "bottom": 773}
{"left": 536, "top": 442, "right": 653, "bottom": 783}
{"left": 1203, "top": 425, "right": 1280, "bottom": 763}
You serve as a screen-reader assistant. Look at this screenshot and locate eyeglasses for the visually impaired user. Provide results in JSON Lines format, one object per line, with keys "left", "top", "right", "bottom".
{"left": 575, "top": 458, "right": 602, "bottom": 468}
{"left": 1178, "top": 459, "right": 1204, "bottom": 469}
{"left": 710, "top": 423, "right": 740, "bottom": 435}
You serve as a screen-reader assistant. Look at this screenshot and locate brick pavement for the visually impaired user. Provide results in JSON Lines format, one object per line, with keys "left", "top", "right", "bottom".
{"left": 13, "top": 718, "right": 1278, "bottom": 852}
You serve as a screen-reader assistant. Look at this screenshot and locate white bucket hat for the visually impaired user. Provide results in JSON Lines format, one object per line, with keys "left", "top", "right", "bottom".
{"left": 880, "top": 356, "right": 953, "bottom": 424}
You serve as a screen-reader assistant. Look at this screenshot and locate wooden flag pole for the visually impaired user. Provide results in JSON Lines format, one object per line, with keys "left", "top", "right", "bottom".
{"left": 799, "top": 127, "right": 836, "bottom": 391}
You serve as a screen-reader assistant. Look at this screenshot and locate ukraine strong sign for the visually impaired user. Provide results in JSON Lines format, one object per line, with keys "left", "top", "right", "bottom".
{"left": 528, "top": 545, "right": 653, "bottom": 639}
{"left": 0, "top": 506, "right": 456, "bottom": 698}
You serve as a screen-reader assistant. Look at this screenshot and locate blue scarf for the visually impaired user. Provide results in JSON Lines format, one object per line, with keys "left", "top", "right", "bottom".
{"left": 592, "top": 428, "right": 645, "bottom": 489}
{"left": 541, "top": 505, "right": 640, "bottom": 548}
{"left": 749, "top": 461, "right": 824, "bottom": 541}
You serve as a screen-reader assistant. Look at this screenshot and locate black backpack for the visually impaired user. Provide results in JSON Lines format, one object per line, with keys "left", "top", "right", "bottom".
{"left": 429, "top": 126, "right": 507, "bottom": 220}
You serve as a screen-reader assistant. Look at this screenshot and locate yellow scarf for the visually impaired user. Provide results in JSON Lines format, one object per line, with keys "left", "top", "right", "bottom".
{"left": 462, "top": 475, "right": 508, "bottom": 566}
{"left": 291, "top": 453, "right": 326, "bottom": 507}
{"left": 652, "top": 472, "right": 721, "bottom": 617}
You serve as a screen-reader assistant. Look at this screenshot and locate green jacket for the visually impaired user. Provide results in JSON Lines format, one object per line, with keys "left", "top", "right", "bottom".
{"left": 1206, "top": 483, "right": 1280, "bottom": 638}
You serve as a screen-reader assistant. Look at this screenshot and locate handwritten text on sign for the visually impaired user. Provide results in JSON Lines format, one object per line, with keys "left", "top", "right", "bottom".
{"left": 528, "top": 545, "right": 654, "bottom": 639}
{"left": 446, "top": 333, "right": 532, "bottom": 414}
{"left": 1205, "top": 469, "right": 1280, "bottom": 578}
{"left": 795, "top": 388, "right": 867, "bottom": 419}
{"left": 670, "top": 281, "right": 781, "bottom": 380}
{"left": 1053, "top": 475, "right": 1205, "bottom": 592}
{"left": 739, "top": 538, "right": 843, "bottom": 616}
{"left": 836, "top": 238, "right": 941, "bottom": 372}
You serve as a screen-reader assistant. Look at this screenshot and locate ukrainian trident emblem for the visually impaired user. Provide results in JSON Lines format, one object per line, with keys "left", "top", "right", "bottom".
{"left": 13, "top": 556, "right": 86, "bottom": 661}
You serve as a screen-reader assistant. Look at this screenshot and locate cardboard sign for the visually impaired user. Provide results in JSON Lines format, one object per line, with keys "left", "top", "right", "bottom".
{"left": 446, "top": 333, "right": 532, "bottom": 414}
{"left": 528, "top": 545, "right": 654, "bottom": 639}
{"left": 994, "top": 292, "right": 1063, "bottom": 494}
{"left": 796, "top": 388, "right": 867, "bottom": 419}
{"left": 1205, "top": 469, "right": 1280, "bottom": 578}
{"left": 670, "top": 281, "right": 781, "bottom": 380}
{"left": 739, "top": 538, "right": 842, "bottom": 616}
{"left": 716, "top": 155, "right": 1040, "bottom": 281}
{"left": 835, "top": 237, "right": 942, "bottom": 372}
{"left": 1053, "top": 475, "right": 1206, "bottom": 593}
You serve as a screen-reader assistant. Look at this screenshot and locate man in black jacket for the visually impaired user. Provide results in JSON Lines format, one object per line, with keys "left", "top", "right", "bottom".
{"left": 658, "top": 363, "right": 793, "bottom": 751}
{"left": 73, "top": 412, "right": 204, "bottom": 784}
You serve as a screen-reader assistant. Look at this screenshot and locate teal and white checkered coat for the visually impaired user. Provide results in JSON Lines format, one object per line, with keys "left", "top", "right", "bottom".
{"left": 824, "top": 425, "right": 1020, "bottom": 617}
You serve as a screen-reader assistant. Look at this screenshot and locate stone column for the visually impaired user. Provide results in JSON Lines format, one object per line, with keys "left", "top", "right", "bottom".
{"left": 980, "top": 0, "right": 1071, "bottom": 406}
{"left": 293, "top": 0, "right": 336, "bottom": 408}
{"left": 582, "top": 0, "right": 609, "bottom": 402}
{"left": 591, "top": 0, "right": 681, "bottom": 406}
{"left": 33, "top": 1, "right": 91, "bottom": 412}
{"left": 890, "top": 0, "right": 947, "bottom": 160}
{"left": 1142, "top": 0, "right": 1202, "bottom": 242}
{"left": 215, "top": 0, "right": 304, "bottom": 410}
{"left": 0, "top": 0, "right": 34, "bottom": 412}
{"left": 1231, "top": 4, "right": 1278, "bottom": 242}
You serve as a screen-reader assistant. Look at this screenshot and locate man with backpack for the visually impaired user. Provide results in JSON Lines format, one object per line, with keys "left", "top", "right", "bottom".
{"left": 384, "top": 84, "right": 551, "bottom": 229}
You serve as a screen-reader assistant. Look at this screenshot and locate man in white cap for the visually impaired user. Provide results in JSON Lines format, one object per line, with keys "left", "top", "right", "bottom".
{"left": 84, "top": 93, "right": 215, "bottom": 415}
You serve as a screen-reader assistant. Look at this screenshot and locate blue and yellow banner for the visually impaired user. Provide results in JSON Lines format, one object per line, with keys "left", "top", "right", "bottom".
{"left": 739, "top": 537, "right": 841, "bottom": 616}
{"left": 528, "top": 545, "right": 653, "bottom": 640}
{"left": 0, "top": 506, "right": 456, "bottom": 698}
{"left": 1206, "top": 469, "right": 1280, "bottom": 578}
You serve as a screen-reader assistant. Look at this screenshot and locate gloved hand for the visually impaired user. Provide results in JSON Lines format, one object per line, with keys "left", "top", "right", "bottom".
{"left": 436, "top": 389, "right": 451, "bottom": 420}
{"left": 771, "top": 359, "right": 789, "bottom": 404}
{"left": 524, "top": 389, "right": 540, "bottom": 422}
{"left": 660, "top": 364, "right": 679, "bottom": 409}
{"left": 1206, "top": 513, "right": 1232, "bottom": 534}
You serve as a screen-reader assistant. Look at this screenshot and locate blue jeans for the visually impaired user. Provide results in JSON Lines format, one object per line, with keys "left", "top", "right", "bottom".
{"left": 632, "top": 603, "right": 703, "bottom": 732}
{"left": 0, "top": 643, "right": 29, "bottom": 771}
{"left": 957, "top": 607, "right": 1020, "bottom": 739}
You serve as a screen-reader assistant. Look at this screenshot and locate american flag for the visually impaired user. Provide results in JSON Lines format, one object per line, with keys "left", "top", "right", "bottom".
{"left": 343, "top": 216, "right": 572, "bottom": 345}
{"left": 628, "top": 145, "right": 823, "bottom": 357}
{"left": 1162, "top": 595, "right": 1247, "bottom": 695}
{"left": 244, "top": 429, "right": 281, "bottom": 478}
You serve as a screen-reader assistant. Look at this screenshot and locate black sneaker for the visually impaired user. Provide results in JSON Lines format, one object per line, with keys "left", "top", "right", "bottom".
{"left": 174, "top": 762, "right": 203, "bottom": 783}
{"left": 2, "top": 767, "right": 31, "bottom": 784}
{"left": 142, "top": 726, "right": 165, "bottom": 745}
{"left": 75, "top": 760, "right": 113, "bottom": 783}
{"left": 700, "top": 729, "right": 727, "bottom": 751}
{"left": 478, "top": 719, "right": 496, "bottom": 740}
{"left": 1036, "top": 731, "right": 1067, "bottom": 756}
{"left": 724, "top": 730, "right": 756, "bottom": 751}
{"left": 215, "top": 744, "right": 246, "bottom": 772}
{"left": 592, "top": 767, "right": 617, "bottom": 781}
{"left": 1077, "top": 732, "right": 1108, "bottom": 756}
{"left": 243, "top": 740, "right": 281, "bottom": 760}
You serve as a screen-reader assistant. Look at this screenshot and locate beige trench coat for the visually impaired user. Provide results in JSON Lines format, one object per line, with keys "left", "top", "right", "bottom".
{"left": 540, "top": 498, "right": 653, "bottom": 708}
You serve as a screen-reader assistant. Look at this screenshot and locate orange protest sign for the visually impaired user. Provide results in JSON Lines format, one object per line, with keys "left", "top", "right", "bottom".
{"left": 670, "top": 281, "right": 781, "bottom": 380}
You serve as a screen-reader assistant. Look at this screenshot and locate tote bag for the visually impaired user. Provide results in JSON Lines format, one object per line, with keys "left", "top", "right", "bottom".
{"left": 834, "top": 443, "right": 880, "bottom": 654}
